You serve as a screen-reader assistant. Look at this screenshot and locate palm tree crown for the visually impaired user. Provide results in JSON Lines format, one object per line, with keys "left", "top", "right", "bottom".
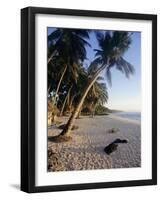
{"left": 48, "top": 28, "right": 91, "bottom": 64}
{"left": 48, "top": 28, "right": 91, "bottom": 104}
{"left": 93, "top": 31, "right": 134, "bottom": 85}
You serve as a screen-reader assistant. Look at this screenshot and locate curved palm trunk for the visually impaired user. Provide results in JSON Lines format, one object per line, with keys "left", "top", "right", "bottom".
{"left": 60, "top": 93, "right": 68, "bottom": 117}
{"left": 48, "top": 84, "right": 51, "bottom": 93}
{"left": 60, "top": 86, "right": 72, "bottom": 116}
{"left": 53, "top": 64, "right": 67, "bottom": 105}
{"left": 69, "top": 94, "right": 76, "bottom": 114}
{"left": 60, "top": 64, "right": 108, "bottom": 137}
{"left": 76, "top": 106, "right": 82, "bottom": 119}
{"left": 48, "top": 50, "right": 57, "bottom": 64}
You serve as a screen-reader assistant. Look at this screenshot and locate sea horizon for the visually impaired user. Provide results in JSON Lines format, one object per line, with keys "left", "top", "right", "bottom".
{"left": 112, "top": 111, "right": 141, "bottom": 121}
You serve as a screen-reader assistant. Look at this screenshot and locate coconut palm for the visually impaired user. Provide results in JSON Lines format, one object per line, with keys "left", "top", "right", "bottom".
{"left": 59, "top": 31, "right": 134, "bottom": 138}
{"left": 81, "top": 65, "right": 108, "bottom": 117}
{"left": 48, "top": 28, "right": 91, "bottom": 105}
{"left": 83, "top": 81, "right": 108, "bottom": 117}
{"left": 59, "top": 85, "right": 73, "bottom": 116}
{"left": 90, "top": 82, "right": 108, "bottom": 117}
{"left": 56, "top": 63, "right": 87, "bottom": 115}
{"left": 61, "top": 65, "right": 88, "bottom": 115}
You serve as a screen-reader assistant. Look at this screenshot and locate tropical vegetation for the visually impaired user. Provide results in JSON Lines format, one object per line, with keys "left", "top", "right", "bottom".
{"left": 48, "top": 28, "right": 134, "bottom": 140}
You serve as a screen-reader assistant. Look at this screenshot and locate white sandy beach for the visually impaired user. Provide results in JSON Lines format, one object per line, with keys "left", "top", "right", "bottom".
{"left": 48, "top": 114, "right": 141, "bottom": 171}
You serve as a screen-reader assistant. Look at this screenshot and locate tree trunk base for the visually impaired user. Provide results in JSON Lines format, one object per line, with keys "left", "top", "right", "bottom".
{"left": 76, "top": 116, "right": 81, "bottom": 119}
{"left": 48, "top": 135, "right": 72, "bottom": 143}
{"left": 58, "top": 124, "right": 79, "bottom": 130}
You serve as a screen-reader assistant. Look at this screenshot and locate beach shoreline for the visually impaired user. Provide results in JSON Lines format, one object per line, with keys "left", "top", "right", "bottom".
{"left": 108, "top": 113, "right": 141, "bottom": 125}
{"left": 48, "top": 114, "right": 141, "bottom": 171}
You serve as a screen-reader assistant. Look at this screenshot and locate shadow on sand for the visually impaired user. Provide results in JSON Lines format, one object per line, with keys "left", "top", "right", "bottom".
{"left": 48, "top": 135, "right": 72, "bottom": 143}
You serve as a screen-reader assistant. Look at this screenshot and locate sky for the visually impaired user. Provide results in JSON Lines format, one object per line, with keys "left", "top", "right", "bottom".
{"left": 48, "top": 28, "right": 141, "bottom": 112}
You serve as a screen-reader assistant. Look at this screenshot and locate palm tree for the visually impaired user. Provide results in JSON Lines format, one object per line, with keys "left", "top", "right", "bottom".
{"left": 65, "top": 65, "right": 88, "bottom": 116}
{"left": 48, "top": 28, "right": 90, "bottom": 105}
{"left": 48, "top": 29, "right": 90, "bottom": 64}
{"left": 55, "top": 63, "right": 88, "bottom": 115}
{"left": 90, "top": 82, "right": 108, "bottom": 117}
{"left": 60, "top": 85, "right": 73, "bottom": 116}
{"left": 85, "top": 63, "right": 108, "bottom": 117}
{"left": 59, "top": 31, "right": 134, "bottom": 138}
{"left": 81, "top": 65, "right": 108, "bottom": 117}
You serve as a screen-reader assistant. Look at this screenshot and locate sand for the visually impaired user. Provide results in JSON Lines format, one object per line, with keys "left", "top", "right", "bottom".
{"left": 48, "top": 114, "right": 141, "bottom": 171}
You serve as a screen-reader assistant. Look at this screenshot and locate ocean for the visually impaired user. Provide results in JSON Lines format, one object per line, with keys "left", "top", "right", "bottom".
{"left": 113, "top": 112, "right": 141, "bottom": 122}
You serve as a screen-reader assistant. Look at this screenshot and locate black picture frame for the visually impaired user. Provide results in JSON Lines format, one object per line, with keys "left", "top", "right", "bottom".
{"left": 21, "top": 6, "right": 157, "bottom": 193}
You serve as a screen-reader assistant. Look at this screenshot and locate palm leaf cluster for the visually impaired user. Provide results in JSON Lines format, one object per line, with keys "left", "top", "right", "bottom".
{"left": 93, "top": 31, "right": 134, "bottom": 86}
{"left": 48, "top": 29, "right": 90, "bottom": 97}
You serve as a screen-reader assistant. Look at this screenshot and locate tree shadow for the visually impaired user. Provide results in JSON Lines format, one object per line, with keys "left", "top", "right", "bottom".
{"left": 48, "top": 135, "right": 72, "bottom": 143}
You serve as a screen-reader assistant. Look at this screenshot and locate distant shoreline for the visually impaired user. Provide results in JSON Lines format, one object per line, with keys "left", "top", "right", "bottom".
{"left": 77, "top": 110, "right": 141, "bottom": 123}
{"left": 108, "top": 113, "right": 141, "bottom": 125}
{"left": 110, "top": 111, "right": 141, "bottom": 122}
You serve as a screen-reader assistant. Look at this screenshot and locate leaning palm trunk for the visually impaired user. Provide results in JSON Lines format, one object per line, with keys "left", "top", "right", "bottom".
{"left": 76, "top": 106, "right": 82, "bottom": 119}
{"left": 60, "top": 86, "right": 72, "bottom": 116}
{"left": 48, "top": 84, "right": 51, "bottom": 93}
{"left": 52, "top": 64, "right": 67, "bottom": 105}
{"left": 48, "top": 50, "right": 57, "bottom": 64}
{"left": 60, "top": 64, "right": 108, "bottom": 137}
{"left": 69, "top": 94, "right": 76, "bottom": 114}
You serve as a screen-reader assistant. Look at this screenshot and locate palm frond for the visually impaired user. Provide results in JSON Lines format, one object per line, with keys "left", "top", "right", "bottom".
{"left": 48, "top": 29, "right": 61, "bottom": 41}
{"left": 96, "top": 76, "right": 104, "bottom": 81}
{"left": 116, "top": 57, "right": 135, "bottom": 78}
{"left": 106, "top": 67, "right": 112, "bottom": 87}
